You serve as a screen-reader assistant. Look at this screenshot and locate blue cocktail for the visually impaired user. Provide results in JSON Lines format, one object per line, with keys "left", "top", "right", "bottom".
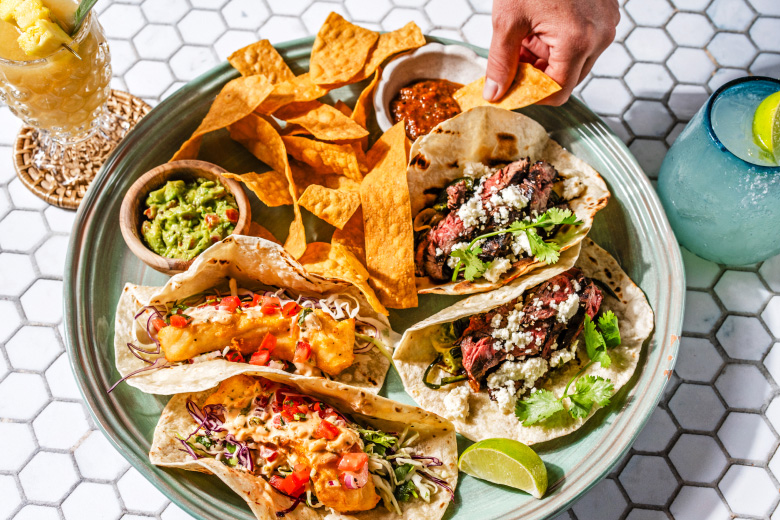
{"left": 657, "top": 76, "right": 780, "bottom": 266}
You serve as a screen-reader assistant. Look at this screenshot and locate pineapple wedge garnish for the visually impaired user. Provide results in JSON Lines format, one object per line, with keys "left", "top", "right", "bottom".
{"left": 12, "top": 0, "right": 51, "bottom": 30}
{"left": 17, "top": 18, "right": 71, "bottom": 57}
{"left": 0, "top": 0, "right": 75, "bottom": 58}
{"left": 0, "top": 0, "right": 23, "bottom": 22}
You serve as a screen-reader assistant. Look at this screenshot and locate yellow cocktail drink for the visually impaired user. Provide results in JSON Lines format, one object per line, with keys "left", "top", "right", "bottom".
{"left": 0, "top": 0, "right": 111, "bottom": 142}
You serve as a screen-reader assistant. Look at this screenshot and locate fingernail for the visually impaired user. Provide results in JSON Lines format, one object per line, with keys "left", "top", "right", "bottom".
{"left": 483, "top": 78, "right": 499, "bottom": 102}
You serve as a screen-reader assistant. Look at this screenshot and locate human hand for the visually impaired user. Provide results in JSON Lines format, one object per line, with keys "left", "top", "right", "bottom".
{"left": 485, "top": 0, "right": 620, "bottom": 106}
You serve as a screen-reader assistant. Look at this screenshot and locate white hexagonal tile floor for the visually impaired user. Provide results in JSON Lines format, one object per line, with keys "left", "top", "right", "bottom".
{"left": 3, "top": 2, "right": 780, "bottom": 519}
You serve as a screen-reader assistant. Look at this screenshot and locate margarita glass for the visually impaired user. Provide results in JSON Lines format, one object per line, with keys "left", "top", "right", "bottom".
{"left": 0, "top": 5, "right": 118, "bottom": 184}
{"left": 657, "top": 76, "right": 780, "bottom": 265}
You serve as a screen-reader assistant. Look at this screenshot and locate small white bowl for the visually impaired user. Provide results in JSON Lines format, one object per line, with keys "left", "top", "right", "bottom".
{"left": 374, "top": 42, "right": 488, "bottom": 134}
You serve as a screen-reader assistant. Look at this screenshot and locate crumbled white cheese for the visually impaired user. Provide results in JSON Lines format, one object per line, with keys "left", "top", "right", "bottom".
{"left": 556, "top": 292, "right": 580, "bottom": 324}
{"left": 443, "top": 384, "right": 470, "bottom": 421}
{"left": 511, "top": 232, "right": 532, "bottom": 257}
{"left": 456, "top": 184, "right": 486, "bottom": 228}
{"left": 491, "top": 308, "right": 531, "bottom": 352}
{"left": 562, "top": 176, "right": 585, "bottom": 200}
{"left": 447, "top": 242, "right": 469, "bottom": 269}
{"left": 487, "top": 357, "right": 549, "bottom": 393}
{"left": 435, "top": 247, "right": 443, "bottom": 257}
{"left": 462, "top": 161, "right": 494, "bottom": 179}
{"left": 550, "top": 340, "right": 579, "bottom": 368}
{"left": 483, "top": 258, "right": 512, "bottom": 282}
{"left": 498, "top": 185, "right": 529, "bottom": 210}
{"left": 492, "top": 386, "right": 517, "bottom": 414}
{"left": 490, "top": 314, "right": 503, "bottom": 328}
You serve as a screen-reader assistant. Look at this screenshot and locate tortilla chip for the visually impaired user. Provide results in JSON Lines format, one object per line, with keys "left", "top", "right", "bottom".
{"left": 360, "top": 122, "right": 417, "bottom": 309}
{"left": 245, "top": 222, "right": 281, "bottom": 245}
{"left": 274, "top": 101, "right": 369, "bottom": 141}
{"left": 223, "top": 171, "right": 292, "bottom": 207}
{"left": 334, "top": 100, "right": 352, "bottom": 117}
{"left": 227, "top": 40, "right": 294, "bottom": 84}
{"left": 282, "top": 136, "right": 363, "bottom": 181}
{"left": 227, "top": 113, "right": 306, "bottom": 258}
{"left": 287, "top": 160, "right": 360, "bottom": 198}
{"left": 299, "top": 242, "right": 388, "bottom": 316}
{"left": 454, "top": 63, "right": 562, "bottom": 111}
{"left": 309, "top": 12, "right": 379, "bottom": 85}
{"left": 255, "top": 73, "right": 329, "bottom": 115}
{"left": 352, "top": 69, "right": 380, "bottom": 130}
{"left": 297, "top": 184, "right": 361, "bottom": 230}
{"left": 351, "top": 69, "right": 380, "bottom": 151}
{"left": 356, "top": 22, "right": 426, "bottom": 81}
{"left": 170, "top": 75, "right": 274, "bottom": 161}
{"left": 229, "top": 113, "right": 288, "bottom": 173}
{"left": 332, "top": 208, "right": 366, "bottom": 265}
{"left": 280, "top": 124, "right": 310, "bottom": 137}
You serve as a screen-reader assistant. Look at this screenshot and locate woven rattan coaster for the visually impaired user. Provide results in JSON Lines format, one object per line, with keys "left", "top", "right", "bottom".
{"left": 13, "top": 90, "right": 151, "bottom": 210}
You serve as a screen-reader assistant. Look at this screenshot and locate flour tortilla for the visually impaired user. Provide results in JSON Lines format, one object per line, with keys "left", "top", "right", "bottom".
{"left": 408, "top": 106, "right": 610, "bottom": 295}
{"left": 393, "top": 238, "right": 654, "bottom": 444}
{"left": 150, "top": 372, "right": 457, "bottom": 520}
{"left": 114, "top": 235, "right": 398, "bottom": 395}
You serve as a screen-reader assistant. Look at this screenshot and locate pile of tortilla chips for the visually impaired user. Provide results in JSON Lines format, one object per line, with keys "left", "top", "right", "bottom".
{"left": 168, "top": 11, "right": 561, "bottom": 312}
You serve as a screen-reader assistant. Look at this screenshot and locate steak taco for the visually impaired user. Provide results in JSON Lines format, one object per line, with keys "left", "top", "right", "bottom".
{"left": 150, "top": 373, "right": 457, "bottom": 519}
{"left": 112, "top": 236, "right": 397, "bottom": 395}
{"left": 393, "top": 238, "right": 653, "bottom": 444}
{"left": 408, "top": 106, "right": 610, "bottom": 295}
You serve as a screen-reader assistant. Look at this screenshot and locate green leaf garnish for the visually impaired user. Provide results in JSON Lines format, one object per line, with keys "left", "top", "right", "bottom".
{"left": 72, "top": 0, "right": 99, "bottom": 35}
{"left": 598, "top": 310, "right": 621, "bottom": 348}
{"left": 450, "top": 245, "right": 487, "bottom": 282}
{"left": 515, "top": 389, "right": 565, "bottom": 425}
{"left": 448, "top": 208, "right": 583, "bottom": 282}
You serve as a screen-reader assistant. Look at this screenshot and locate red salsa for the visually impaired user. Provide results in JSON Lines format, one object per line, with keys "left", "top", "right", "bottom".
{"left": 390, "top": 78, "right": 463, "bottom": 140}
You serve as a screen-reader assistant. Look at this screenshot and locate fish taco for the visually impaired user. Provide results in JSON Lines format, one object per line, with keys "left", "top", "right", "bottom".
{"left": 113, "top": 235, "right": 397, "bottom": 395}
{"left": 408, "top": 106, "right": 610, "bottom": 295}
{"left": 393, "top": 238, "right": 653, "bottom": 444}
{"left": 150, "top": 373, "right": 457, "bottom": 519}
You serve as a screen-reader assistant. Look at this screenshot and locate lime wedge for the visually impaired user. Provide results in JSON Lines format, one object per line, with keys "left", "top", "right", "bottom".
{"left": 458, "top": 438, "right": 548, "bottom": 498}
{"left": 752, "top": 90, "right": 780, "bottom": 165}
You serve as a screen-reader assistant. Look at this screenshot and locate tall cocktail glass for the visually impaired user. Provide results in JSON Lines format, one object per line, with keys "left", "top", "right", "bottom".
{"left": 0, "top": 9, "right": 120, "bottom": 185}
{"left": 657, "top": 76, "right": 780, "bottom": 265}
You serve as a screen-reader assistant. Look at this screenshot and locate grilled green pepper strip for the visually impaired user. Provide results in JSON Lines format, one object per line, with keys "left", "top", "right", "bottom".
{"left": 423, "top": 354, "right": 467, "bottom": 389}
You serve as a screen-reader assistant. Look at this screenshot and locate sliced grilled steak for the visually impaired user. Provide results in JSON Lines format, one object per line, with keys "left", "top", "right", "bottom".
{"left": 455, "top": 267, "right": 604, "bottom": 389}
{"left": 446, "top": 180, "right": 471, "bottom": 210}
{"left": 421, "top": 212, "right": 474, "bottom": 281}
{"left": 524, "top": 161, "right": 558, "bottom": 215}
{"left": 478, "top": 232, "right": 513, "bottom": 261}
{"left": 480, "top": 158, "right": 529, "bottom": 201}
{"left": 415, "top": 157, "right": 569, "bottom": 281}
{"left": 460, "top": 335, "right": 506, "bottom": 391}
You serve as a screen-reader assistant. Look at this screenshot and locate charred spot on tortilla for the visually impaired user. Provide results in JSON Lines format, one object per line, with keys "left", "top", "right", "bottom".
{"left": 496, "top": 132, "right": 516, "bottom": 142}
{"left": 410, "top": 153, "right": 430, "bottom": 169}
{"left": 448, "top": 160, "right": 459, "bottom": 169}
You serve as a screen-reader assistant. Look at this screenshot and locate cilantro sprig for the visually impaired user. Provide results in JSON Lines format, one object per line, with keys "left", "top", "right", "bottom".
{"left": 450, "top": 208, "right": 583, "bottom": 282}
{"left": 515, "top": 311, "right": 621, "bottom": 425}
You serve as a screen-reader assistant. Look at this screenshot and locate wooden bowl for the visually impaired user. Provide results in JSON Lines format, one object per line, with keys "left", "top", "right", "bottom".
{"left": 119, "top": 160, "right": 251, "bottom": 275}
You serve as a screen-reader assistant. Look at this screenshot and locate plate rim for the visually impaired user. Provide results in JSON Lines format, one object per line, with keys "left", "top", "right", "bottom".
{"left": 63, "top": 35, "right": 684, "bottom": 520}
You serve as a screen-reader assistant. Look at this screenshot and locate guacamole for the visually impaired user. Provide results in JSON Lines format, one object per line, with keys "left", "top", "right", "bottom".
{"left": 141, "top": 178, "right": 239, "bottom": 260}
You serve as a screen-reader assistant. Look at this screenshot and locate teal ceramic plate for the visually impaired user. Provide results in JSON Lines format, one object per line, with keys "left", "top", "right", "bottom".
{"left": 64, "top": 37, "right": 684, "bottom": 520}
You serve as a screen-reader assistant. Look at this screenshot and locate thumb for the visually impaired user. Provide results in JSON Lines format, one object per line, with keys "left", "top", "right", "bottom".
{"left": 484, "top": 16, "right": 531, "bottom": 102}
